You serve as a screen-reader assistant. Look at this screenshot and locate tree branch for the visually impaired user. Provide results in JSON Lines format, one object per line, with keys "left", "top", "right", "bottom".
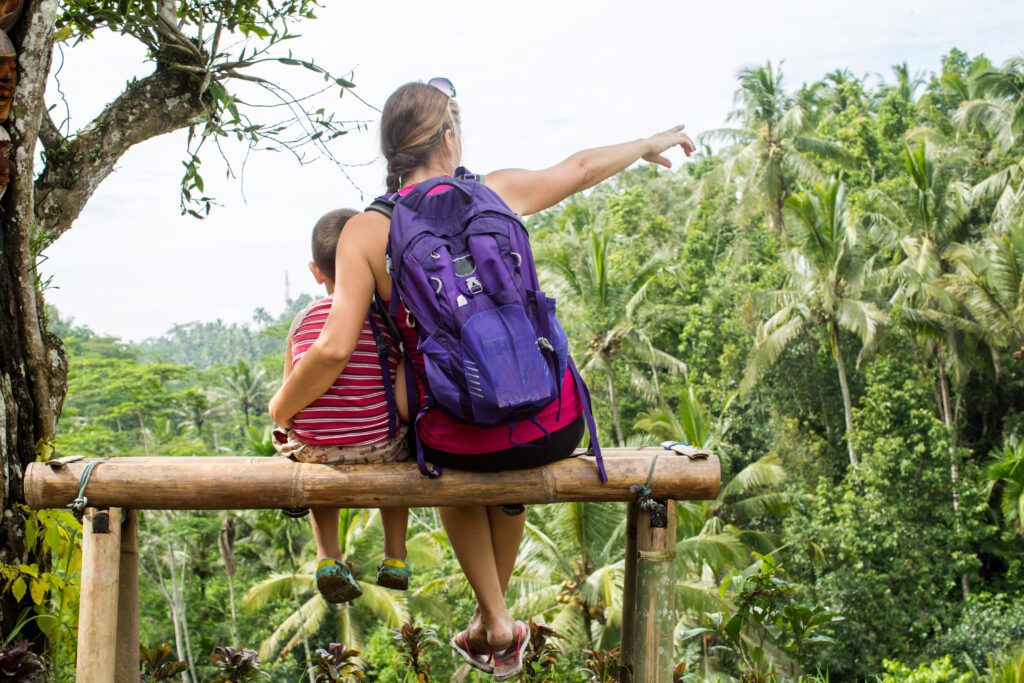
{"left": 5, "top": 0, "right": 59, "bottom": 440}
{"left": 34, "top": 65, "right": 211, "bottom": 246}
{"left": 37, "top": 107, "right": 64, "bottom": 151}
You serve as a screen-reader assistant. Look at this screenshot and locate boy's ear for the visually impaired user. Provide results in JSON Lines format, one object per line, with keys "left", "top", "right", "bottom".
{"left": 309, "top": 261, "right": 327, "bottom": 285}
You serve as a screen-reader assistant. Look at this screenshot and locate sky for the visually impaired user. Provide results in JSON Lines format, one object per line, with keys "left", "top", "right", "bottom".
{"left": 41, "top": 0, "right": 1024, "bottom": 342}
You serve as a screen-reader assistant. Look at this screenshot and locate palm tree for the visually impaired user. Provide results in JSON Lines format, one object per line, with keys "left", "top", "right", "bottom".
{"left": 890, "top": 61, "right": 926, "bottom": 103}
{"left": 242, "top": 508, "right": 443, "bottom": 658}
{"left": 634, "top": 382, "right": 734, "bottom": 452}
{"left": 988, "top": 439, "right": 1024, "bottom": 535}
{"left": 946, "top": 220, "right": 1024, "bottom": 356}
{"left": 868, "top": 139, "right": 979, "bottom": 596}
{"left": 741, "top": 179, "right": 886, "bottom": 467}
{"left": 218, "top": 361, "right": 273, "bottom": 431}
{"left": 959, "top": 57, "right": 1024, "bottom": 233}
{"left": 541, "top": 223, "right": 686, "bottom": 446}
{"left": 701, "top": 61, "right": 851, "bottom": 233}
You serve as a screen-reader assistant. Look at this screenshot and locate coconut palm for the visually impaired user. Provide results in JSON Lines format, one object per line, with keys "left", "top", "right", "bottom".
{"left": 946, "top": 220, "right": 1024, "bottom": 356}
{"left": 868, "top": 139, "right": 980, "bottom": 596}
{"left": 633, "top": 382, "right": 734, "bottom": 452}
{"left": 218, "top": 361, "right": 273, "bottom": 431}
{"left": 741, "top": 179, "right": 886, "bottom": 466}
{"left": 701, "top": 61, "right": 852, "bottom": 233}
{"left": 540, "top": 223, "right": 686, "bottom": 446}
{"left": 242, "top": 508, "right": 444, "bottom": 659}
{"left": 960, "top": 56, "right": 1024, "bottom": 233}
{"left": 988, "top": 438, "right": 1024, "bottom": 535}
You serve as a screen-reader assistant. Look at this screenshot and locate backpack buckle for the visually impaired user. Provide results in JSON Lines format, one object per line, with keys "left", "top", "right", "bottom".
{"left": 537, "top": 337, "right": 554, "bottom": 352}
{"left": 466, "top": 276, "right": 483, "bottom": 295}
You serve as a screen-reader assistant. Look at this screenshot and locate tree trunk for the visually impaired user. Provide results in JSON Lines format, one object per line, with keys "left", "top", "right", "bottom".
{"left": 831, "top": 327, "right": 858, "bottom": 467}
{"left": 604, "top": 356, "right": 625, "bottom": 447}
{"left": 0, "top": 0, "right": 66, "bottom": 640}
{"left": 938, "top": 361, "right": 970, "bottom": 598}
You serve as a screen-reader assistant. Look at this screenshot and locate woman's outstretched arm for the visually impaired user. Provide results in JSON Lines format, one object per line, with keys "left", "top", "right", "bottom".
{"left": 485, "top": 126, "right": 696, "bottom": 216}
{"left": 268, "top": 214, "right": 382, "bottom": 427}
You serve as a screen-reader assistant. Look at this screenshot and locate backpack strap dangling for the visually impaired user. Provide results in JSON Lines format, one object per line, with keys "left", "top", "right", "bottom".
{"left": 568, "top": 356, "right": 607, "bottom": 483}
{"left": 367, "top": 302, "right": 398, "bottom": 439}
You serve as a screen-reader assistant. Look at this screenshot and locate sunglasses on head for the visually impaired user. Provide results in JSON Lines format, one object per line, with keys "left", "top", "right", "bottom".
{"left": 428, "top": 76, "right": 456, "bottom": 98}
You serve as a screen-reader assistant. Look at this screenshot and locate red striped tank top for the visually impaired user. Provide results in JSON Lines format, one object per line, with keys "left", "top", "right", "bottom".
{"left": 291, "top": 298, "right": 399, "bottom": 446}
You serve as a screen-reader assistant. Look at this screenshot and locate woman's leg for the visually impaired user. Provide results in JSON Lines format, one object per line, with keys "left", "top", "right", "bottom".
{"left": 440, "top": 505, "right": 515, "bottom": 650}
{"left": 310, "top": 507, "right": 342, "bottom": 561}
{"left": 466, "top": 506, "right": 527, "bottom": 647}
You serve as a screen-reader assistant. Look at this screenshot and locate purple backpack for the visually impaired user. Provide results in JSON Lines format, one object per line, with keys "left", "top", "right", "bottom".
{"left": 368, "top": 168, "right": 605, "bottom": 481}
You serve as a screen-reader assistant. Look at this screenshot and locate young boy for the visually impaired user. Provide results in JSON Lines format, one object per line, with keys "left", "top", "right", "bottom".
{"left": 274, "top": 208, "right": 411, "bottom": 604}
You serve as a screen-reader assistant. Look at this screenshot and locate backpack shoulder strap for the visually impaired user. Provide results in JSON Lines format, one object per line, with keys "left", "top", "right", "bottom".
{"left": 366, "top": 193, "right": 399, "bottom": 219}
{"left": 455, "top": 166, "right": 485, "bottom": 184}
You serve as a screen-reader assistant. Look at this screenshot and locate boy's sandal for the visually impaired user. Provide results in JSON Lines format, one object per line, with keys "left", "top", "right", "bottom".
{"left": 491, "top": 621, "right": 530, "bottom": 682}
{"left": 315, "top": 558, "right": 362, "bottom": 604}
{"left": 281, "top": 507, "right": 309, "bottom": 519}
{"left": 376, "top": 558, "right": 411, "bottom": 591}
{"left": 450, "top": 630, "right": 493, "bottom": 674}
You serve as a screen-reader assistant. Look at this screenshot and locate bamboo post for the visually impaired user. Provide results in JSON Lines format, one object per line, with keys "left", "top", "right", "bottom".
{"left": 619, "top": 502, "right": 639, "bottom": 682}
{"left": 77, "top": 507, "right": 123, "bottom": 683}
{"left": 115, "top": 510, "right": 139, "bottom": 683}
{"left": 632, "top": 500, "right": 677, "bottom": 683}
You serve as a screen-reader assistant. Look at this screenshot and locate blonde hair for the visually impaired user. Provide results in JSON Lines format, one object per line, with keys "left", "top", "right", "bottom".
{"left": 380, "top": 82, "right": 462, "bottom": 193}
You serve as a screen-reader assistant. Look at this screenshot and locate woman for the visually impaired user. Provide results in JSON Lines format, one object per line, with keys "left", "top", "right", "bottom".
{"left": 270, "top": 78, "right": 695, "bottom": 679}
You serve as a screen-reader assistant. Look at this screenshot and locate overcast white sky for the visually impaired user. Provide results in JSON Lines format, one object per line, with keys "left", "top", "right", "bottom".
{"left": 41, "top": 0, "right": 1024, "bottom": 341}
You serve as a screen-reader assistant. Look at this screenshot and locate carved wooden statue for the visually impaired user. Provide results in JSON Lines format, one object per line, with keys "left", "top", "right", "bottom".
{"left": 0, "top": 29, "right": 14, "bottom": 122}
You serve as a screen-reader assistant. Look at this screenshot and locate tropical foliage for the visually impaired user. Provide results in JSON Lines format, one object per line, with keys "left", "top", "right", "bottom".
{"left": 19, "top": 47, "right": 1024, "bottom": 682}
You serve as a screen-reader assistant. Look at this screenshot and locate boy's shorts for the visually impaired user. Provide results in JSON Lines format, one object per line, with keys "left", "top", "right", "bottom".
{"left": 273, "top": 424, "right": 409, "bottom": 465}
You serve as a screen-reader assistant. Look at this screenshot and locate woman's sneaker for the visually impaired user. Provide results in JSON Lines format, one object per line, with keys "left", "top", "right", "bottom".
{"left": 376, "top": 558, "right": 411, "bottom": 590}
{"left": 315, "top": 558, "right": 362, "bottom": 604}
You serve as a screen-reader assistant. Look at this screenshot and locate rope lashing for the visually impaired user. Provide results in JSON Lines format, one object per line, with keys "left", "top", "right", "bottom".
{"left": 65, "top": 459, "right": 106, "bottom": 521}
{"left": 630, "top": 453, "right": 669, "bottom": 528}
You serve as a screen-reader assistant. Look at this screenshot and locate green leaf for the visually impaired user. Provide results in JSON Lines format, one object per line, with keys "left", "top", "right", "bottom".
{"left": 11, "top": 577, "right": 26, "bottom": 602}
{"left": 29, "top": 578, "right": 45, "bottom": 605}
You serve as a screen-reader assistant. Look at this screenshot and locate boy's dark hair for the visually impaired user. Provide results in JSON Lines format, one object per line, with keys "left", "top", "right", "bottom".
{"left": 311, "top": 208, "right": 358, "bottom": 280}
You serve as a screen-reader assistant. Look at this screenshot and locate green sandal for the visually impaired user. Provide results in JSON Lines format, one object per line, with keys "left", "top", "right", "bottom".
{"left": 315, "top": 558, "right": 362, "bottom": 604}
{"left": 376, "top": 558, "right": 411, "bottom": 590}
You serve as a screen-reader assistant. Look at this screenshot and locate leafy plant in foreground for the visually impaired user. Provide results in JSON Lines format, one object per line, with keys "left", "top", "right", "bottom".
{"left": 305, "top": 642, "right": 366, "bottom": 682}
{"left": 209, "top": 646, "right": 267, "bottom": 683}
{"left": 581, "top": 646, "right": 621, "bottom": 682}
{"left": 521, "top": 619, "right": 561, "bottom": 682}
{"left": 139, "top": 642, "right": 187, "bottom": 682}
{"left": 392, "top": 622, "right": 441, "bottom": 682}
{"left": 0, "top": 641, "right": 46, "bottom": 681}
{"left": 683, "top": 554, "right": 841, "bottom": 682}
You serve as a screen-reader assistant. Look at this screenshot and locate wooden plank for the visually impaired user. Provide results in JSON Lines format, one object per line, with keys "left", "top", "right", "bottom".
{"left": 77, "top": 507, "right": 123, "bottom": 683}
{"left": 25, "top": 449, "right": 720, "bottom": 510}
{"left": 115, "top": 510, "right": 139, "bottom": 683}
{"left": 633, "top": 500, "right": 677, "bottom": 683}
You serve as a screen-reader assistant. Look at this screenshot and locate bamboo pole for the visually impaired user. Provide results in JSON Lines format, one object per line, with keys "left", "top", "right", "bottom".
{"left": 77, "top": 507, "right": 123, "bottom": 683}
{"left": 115, "top": 510, "right": 139, "bottom": 683}
{"left": 619, "top": 502, "right": 639, "bottom": 682}
{"left": 25, "top": 449, "right": 720, "bottom": 510}
{"left": 632, "top": 500, "right": 677, "bottom": 683}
